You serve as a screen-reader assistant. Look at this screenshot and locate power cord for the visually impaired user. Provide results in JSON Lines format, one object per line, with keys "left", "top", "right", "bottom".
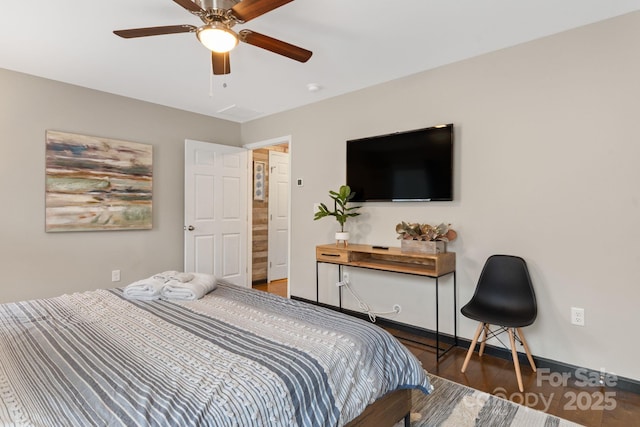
{"left": 337, "top": 280, "right": 401, "bottom": 323}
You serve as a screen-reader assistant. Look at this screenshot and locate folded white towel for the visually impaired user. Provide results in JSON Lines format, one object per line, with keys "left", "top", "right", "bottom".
{"left": 167, "top": 272, "right": 195, "bottom": 283}
{"left": 123, "top": 277, "right": 165, "bottom": 301}
{"left": 160, "top": 273, "right": 217, "bottom": 301}
{"left": 153, "top": 270, "right": 179, "bottom": 281}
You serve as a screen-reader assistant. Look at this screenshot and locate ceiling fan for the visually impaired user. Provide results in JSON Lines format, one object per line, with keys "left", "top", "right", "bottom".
{"left": 114, "top": 0, "right": 312, "bottom": 75}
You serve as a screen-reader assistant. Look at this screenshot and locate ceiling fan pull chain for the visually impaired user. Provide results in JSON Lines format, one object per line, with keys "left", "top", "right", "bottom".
{"left": 209, "top": 62, "right": 214, "bottom": 97}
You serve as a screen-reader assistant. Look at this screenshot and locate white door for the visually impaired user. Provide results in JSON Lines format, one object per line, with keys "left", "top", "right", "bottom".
{"left": 184, "top": 140, "right": 248, "bottom": 287}
{"left": 267, "top": 151, "right": 289, "bottom": 282}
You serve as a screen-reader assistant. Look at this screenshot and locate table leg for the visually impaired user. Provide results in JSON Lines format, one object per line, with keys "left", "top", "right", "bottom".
{"left": 453, "top": 271, "right": 458, "bottom": 346}
{"left": 338, "top": 265, "right": 343, "bottom": 311}
{"left": 436, "top": 276, "right": 440, "bottom": 358}
{"left": 316, "top": 261, "right": 319, "bottom": 303}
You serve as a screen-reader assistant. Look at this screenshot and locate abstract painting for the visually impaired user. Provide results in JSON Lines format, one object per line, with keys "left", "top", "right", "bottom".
{"left": 45, "top": 131, "right": 153, "bottom": 232}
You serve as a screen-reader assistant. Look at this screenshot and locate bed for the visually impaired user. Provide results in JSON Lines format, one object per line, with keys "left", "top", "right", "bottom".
{"left": 0, "top": 280, "right": 432, "bottom": 426}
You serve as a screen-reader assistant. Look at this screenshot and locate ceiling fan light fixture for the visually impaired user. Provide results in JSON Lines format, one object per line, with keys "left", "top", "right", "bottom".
{"left": 197, "top": 23, "right": 238, "bottom": 53}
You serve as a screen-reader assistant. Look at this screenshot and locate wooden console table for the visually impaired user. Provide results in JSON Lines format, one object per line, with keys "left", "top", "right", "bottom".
{"left": 315, "top": 243, "right": 457, "bottom": 359}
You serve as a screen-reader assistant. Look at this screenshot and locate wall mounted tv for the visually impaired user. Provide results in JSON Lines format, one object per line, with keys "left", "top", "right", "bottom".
{"left": 346, "top": 124, "right": 454, "bottom": 202}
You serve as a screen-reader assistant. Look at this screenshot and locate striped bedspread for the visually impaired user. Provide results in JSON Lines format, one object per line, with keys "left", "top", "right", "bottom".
{"left": 0, "top": 281, "right": 432, "bottom": 426}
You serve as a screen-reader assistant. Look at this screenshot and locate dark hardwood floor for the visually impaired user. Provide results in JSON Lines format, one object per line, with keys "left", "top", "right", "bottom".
{"left": 255, "top": 280, "right": 640, "bottom": 427}
{"left": 388, "top": 327, "right": 640, "bottom": 427}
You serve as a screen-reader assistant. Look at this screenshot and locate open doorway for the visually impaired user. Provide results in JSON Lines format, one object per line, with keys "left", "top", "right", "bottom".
{"left": 248, "top": 141, "right": 289, "bottom": 297}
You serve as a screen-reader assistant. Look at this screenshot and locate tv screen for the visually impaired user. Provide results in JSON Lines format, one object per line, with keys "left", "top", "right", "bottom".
{"left": 347, "top": 124, "right": 453, "bottom": 202}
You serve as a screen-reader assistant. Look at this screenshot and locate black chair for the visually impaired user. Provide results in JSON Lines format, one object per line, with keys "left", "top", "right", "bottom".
{"left": 460, "top": 255, "right": 537, "bottom": 392}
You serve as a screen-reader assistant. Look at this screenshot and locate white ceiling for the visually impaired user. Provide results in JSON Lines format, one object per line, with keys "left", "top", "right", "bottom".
{"left": 2, "top": 0, "right": 639, "bottom": 123}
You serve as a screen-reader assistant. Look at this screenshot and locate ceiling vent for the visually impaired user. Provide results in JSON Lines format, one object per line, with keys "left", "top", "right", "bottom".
{"left": 216, "top": 104, "right": 262, "bottom": 121}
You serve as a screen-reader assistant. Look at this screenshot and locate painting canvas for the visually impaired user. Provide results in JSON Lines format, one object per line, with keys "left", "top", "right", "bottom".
{"left": 45, "top": 131, "right": 153, "bottom": 232}
{"left": 253, "top": 161, "right": 265, "bottom": 201}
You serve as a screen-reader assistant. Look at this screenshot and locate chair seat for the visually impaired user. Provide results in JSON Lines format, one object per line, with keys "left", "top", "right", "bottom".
{"left": 461, "top": 300, "right": 536, "bottom": 328}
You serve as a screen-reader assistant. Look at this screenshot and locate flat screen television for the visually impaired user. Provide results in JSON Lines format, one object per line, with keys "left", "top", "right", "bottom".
{"left": 346, "top": 124, "right": 454, "bottom": 202}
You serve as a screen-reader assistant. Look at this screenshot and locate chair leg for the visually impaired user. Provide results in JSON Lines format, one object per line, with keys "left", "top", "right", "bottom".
{"left": 508, "top": 328, "right": 524, "bottom": 392}
{"left": 478, "top": 324, "right": 489, "bottom": 356}
{"left": 516, "top": 328, "right": 537, "bottom": 372}
{"left": 461, "top": 322, "right": 485, "bottom": 373}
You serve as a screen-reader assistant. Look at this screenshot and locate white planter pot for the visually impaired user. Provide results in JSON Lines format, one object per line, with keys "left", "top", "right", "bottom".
{"left": 335, "top": 231, "right": 350, "bottom": 246}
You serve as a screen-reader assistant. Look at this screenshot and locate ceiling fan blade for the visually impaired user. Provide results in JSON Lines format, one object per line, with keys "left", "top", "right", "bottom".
{"left": 173, "top": 0, "right": 205, "bottom": 14}
{"left": 231, "top": 0, "right": 294, "bottom": 22}
{"left": 114, "top": 25, "right": 195, "bottom": 38}
{"left": 239, "top": 30, "right": 312, "bottom": 63}
{"left": 212, "top": 51, "right": 231, "bottom": 75}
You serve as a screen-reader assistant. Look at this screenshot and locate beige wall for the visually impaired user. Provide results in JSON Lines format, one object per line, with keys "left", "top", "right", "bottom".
{"left": 0, "top": 69, "right": 241, "bottom": 302}
{"left": 242, "top": 11, "right": 640, "bottom": 381}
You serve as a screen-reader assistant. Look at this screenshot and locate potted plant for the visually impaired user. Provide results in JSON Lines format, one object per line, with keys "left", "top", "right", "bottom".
{"left": 314, "top": 185, "right": 361, "bottom": 246}
{"left": 396, "top": 221, "right": 457, "bottom": 253}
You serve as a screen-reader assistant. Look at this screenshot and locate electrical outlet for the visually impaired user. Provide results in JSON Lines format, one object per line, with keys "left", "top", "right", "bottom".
{"left": 111, "top": 270, "right": 121, "bottom": 282}
{"left": 342, "top": 272, "right": 349, "bottom": 283}
{"left": 571, "top": 307, "right": 585, "bottom": 326}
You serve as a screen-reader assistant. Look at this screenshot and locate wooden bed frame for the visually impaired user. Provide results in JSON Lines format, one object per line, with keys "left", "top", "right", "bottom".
{"left": 345, "top": 388, "right": 411, "bottom": 427}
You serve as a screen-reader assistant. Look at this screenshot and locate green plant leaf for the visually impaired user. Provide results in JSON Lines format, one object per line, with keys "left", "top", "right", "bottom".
{"left": 313, "top": 184, "right": 361, "bottom": 231}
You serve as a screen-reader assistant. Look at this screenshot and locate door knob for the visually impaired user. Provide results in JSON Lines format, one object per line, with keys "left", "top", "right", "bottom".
{"left": 185, "top": 225, "right": 195, "bottom": 231}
